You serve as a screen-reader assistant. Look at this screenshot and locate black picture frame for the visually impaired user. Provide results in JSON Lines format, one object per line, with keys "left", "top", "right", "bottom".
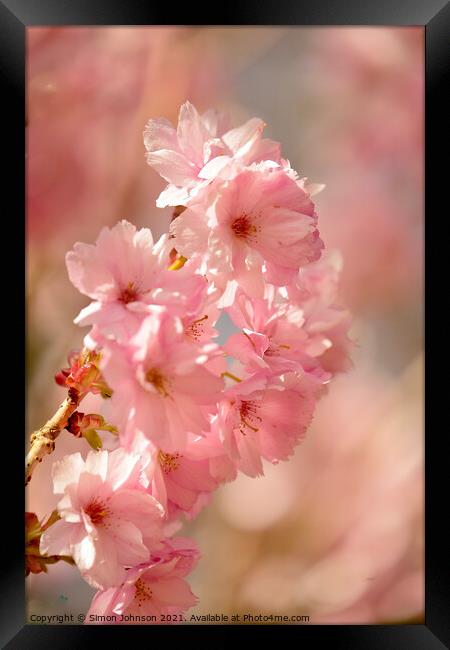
{"left": 4, "top": 0, "right": 448, "bottom": 647}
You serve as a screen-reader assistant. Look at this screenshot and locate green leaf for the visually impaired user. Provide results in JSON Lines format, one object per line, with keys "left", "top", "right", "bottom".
{"left": 84, "top": 428, "right": 103, "bottom": 450}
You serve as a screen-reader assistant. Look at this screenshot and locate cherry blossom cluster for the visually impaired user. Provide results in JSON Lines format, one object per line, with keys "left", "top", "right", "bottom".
{"left": 36, "top": 102, "right": 351, "bottom": 624}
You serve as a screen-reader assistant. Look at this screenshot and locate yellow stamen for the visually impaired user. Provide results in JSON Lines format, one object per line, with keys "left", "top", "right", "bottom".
{"left": 158, "top": 450, "right": 181, "bottom": 473}
{"left": 221, "top": 371, "right": 242, "bottom": 383}
{"left": 145, "top": 368, "right": 170, "bottom": 397}
{"left": 168, "top": 255, "right": 187, "bottom": 271}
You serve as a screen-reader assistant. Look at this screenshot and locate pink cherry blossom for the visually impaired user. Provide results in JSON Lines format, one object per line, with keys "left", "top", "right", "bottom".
{"left": 223, "top": 268, "right": 350, "bottom": 379}
{"left": 224, "top": 288, "right": 311, "bottom": 377}
{"left": 134, "top": 431, "right": 236, "bottom": 521}
{"left": 86, "top": 537, "right": 200, "bottom": 624}
{"left": 170, "top": 164, "right": 323, "bottom": 304}
{"left": 144, "top": 101, "right": 282, "bottom": 207}
{"left": 285, "top": 252, "right": 353, "bottom": 373}
{"left": 29, "top": 99, "right": 354, "bottom": 623}
{"left": 40, "top": 448, "right": 165, "bottom": 590}
{"left": 99, "top": 308, "right": 224, "bottom": 452}
{"left": 212, "top": 372, "right": 320, "bottom": 478}
{"left": 66, "top": 219, "right": 207, "bottom": 341}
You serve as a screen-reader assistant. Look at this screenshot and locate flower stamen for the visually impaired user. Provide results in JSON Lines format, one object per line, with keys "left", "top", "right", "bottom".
{"left": 231, "top": 214, "right": 259, "bottom": 241}
{"left": 186, "top": 315, "right": 208, "bottom": 341}
{"left": 119, "top": 282, "right": 139, "bottom": 304}
{"left": 145, "top": 368, "right": 170, "bottom": 397}
{"left": 158, "top": 450, "right": 182, "bottom": 474}
{"left": 85, "top": 498, "right": 110, "bottom": 525}
{"left": 239, "top": 400, "right": 261, "bottom": 435}
{"left": 134, "top": 578, "right": 153, "bottom": 606}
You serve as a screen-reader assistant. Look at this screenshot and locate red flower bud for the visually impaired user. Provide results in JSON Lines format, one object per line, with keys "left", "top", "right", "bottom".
{"left": 54, "top": 349, "right": 112, "bottom": 398}
{"left": 65, "top": 412, "right": 117, "bottom": 449}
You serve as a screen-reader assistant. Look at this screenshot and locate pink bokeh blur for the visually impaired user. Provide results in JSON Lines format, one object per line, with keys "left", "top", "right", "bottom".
{"left": 26, "top": 27, "right": 424, "bottom": 624}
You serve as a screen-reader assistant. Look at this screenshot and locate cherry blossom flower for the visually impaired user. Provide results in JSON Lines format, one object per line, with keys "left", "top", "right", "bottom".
{"left": 144, "top": 101, "right": 281, "bottom": 207}
{"left": 99, "top": 308, "right": 224, "bottom": 451}
{"left": 212, "top": 372, "right": 320, "bottom": 478}
{"left": 285, "top": 252, "right": 353, "bottom": 374}
{"left": 66, "top": 220, "right": 207, "bottom": 341}
{"left": 40, "top": 448, "right": 165, "bottom": 590}
{"left": 86, "top": 537, "right": 200, "bottom": 624}
{"left": 133, "top": 431, "right": 236, "bottom": 521}
{"left": 223, "top": 258, "right": 351, "bottom": 379}
{"left": 170, "top": 164, "right": 323, "bottom": 304}
{"left": 224, "top": 288, "right": 311, "bottom": 377}
{"left": 29, "top": 100, "right": 354, "bottom": 623}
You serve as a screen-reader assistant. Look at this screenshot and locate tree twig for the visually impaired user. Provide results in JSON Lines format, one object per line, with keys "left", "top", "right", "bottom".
{"left": 25, "top": 387, "right": 82, "bottom": 486}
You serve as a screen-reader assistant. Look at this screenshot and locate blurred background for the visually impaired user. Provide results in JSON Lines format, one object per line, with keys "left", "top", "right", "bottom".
{"left": 26, "top": 27, "right": 424, "bottom": 624}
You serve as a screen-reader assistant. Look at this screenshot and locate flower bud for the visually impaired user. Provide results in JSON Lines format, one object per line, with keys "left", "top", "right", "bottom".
{"left": 26, "top": 511, "right": 73, "bottom": 576}
{"left": 54, "top": 349, "right": 112, "bottom": 398}
{"left": 66, "top": 412, "right": 117, "bottom": 449}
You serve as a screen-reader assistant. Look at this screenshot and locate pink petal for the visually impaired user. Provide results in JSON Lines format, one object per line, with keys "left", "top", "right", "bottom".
{"left": 236, "top": 432, "right": 264, "bottom": 478}
{"left": 170, "top": 208, "right": 210, "bottom": 258}
{"left": 51, "top": 453, "right": 84, "bottom": 494}
{"left": 108, "top": 519, "right": 150, "bottom": 567}
{"left": 151, "top": 576, "right": 198, "bottom": 608}
{"left": 156, "top": 184, "right": 190, "bottom": 208}
{"left": 224, "top": 331, "right": 268, "bottom": 367}
{"left": 171, "top": 456, "right": 217, "bottom": 492}
{"left": 166, "top": 478, "right": 197, "bottom": 510}
{"left": 173, "top": 366, "right": 223, "bottom": 401}
{"left": 108, "top": 489, "right": 164, "bottom": 537}
{"left": 66, "top": 243, "right": 116, "bottom": 301}
{"left": 176, "top": 101, "right": 208, "bottom": 167}
{"left": 39, "top": 519, "right": 75, "bottom": 556}
{"left": 84, "top": 450, "right": 108, "bottom": 481}
{"left": 82, "top": 532, "right": 124, "bottom": 590}
{"left": 72, "top": 534, "right": 96, "bottom": 572}
{"left": 74, "top": 301, "right": 127, "bottom": 327}
{"left": 76, "top": 471, "right": 106, "bottom": 510}
{"left": 143, "top": 117, "right": 179, "bottom": 153}
{"left": 106, "top": 449, "right": 141, "bottom": 491}
{"left": 201, "top": 108, "right": 230, "bottom": 137}
{"left": 198, "top": 155, "right": 231, "bottom": 179}
{"left": 145, "top": 149, "right": 196, "bottom": 186}
{"left": 222, "top": 117, "right": 265, "bottom": 156}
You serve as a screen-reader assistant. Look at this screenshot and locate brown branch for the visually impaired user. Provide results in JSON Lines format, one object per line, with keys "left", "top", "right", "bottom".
{"left": 25, "top": 387, "right": 83, "bottom": 486}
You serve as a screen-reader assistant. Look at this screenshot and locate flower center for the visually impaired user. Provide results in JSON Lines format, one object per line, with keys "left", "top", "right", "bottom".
{"left": 134, "top": 578, "right": 153, "bottom": 606}
{"left": 185, "top": 314, "right": 208, "bottom": 341}
{"left": 158, "top": 450, "right": 182, "bottom": 473}
{"left": 231, "top": 215, "right": 259, "bottom": 240}
{"left": 85, "top": 498, "right": 109, "bottom": 525}
{"left": 239, "top": 400, "right": 262, "bottom": 435}
{"left": 145, "top": 368, "right": 170, "bottom": 397}
{"left": 119, "top": 282, "right": 139, "bottom": 304}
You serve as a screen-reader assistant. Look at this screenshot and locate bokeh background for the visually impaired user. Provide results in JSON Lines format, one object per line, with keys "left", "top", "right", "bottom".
{"left": 26, "top": 27, "right": 424, "bottom": 624}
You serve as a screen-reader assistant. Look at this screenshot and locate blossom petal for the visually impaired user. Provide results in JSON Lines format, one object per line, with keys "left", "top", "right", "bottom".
{"left": 222, "top": 117, "right": 265, "bottom": 156}
{"left": 143, "top": 117, "right": 178, "bottom": 153}
{"left": 39, "top": 519, "right": 74, "bottom": 557}
{"left": 52, "top": 453, "right": 85, "bottom": 494}
{"left": 145, "top": 150, "right": 196, "bottom": 186}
